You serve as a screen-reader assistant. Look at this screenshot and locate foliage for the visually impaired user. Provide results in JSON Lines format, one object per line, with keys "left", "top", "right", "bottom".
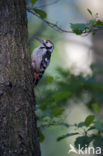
{"left": 33, "top": 8, "right": 47, "bottom": 19}
{"left": 71, "top": 20, "right": 96, "bottom": 35}
{"left": 87, "top": 8, "right": 92, "bottom": 16}
{"left": 35, "top": 65, "right": 103, "bottom": 149}
{"left": 27, "top": 0, "right": 47, "bottom": 19}
{"left": 84, "top": 115, "right": 95, "bottom": 127}
{"left": 31, "top": 0, "right": 37, "bottom": 5}
{"left": 71, "top": 9, "right": 103, "bottom": 35}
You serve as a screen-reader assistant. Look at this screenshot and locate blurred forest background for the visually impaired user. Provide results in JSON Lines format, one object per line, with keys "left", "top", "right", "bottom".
{"left": 27, "top": 0, "right": 103, "bottom": 155}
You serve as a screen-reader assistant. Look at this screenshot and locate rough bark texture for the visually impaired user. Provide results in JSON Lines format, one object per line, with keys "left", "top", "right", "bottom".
{"left": 93, "top": 31, "right": 103, "bottom": 73}
{"left": 93, "top": 31, "right": 103, "bottom": 156}
{"left": 0, "top": 0, "right": 41, "bottom": 155}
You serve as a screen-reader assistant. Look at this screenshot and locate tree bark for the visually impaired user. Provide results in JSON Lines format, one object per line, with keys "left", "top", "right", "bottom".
{"left": 0, "top": 0, "right": 41, "bottom": 155}
{"left": 93, "top": 31, "right": 103, "bottom": 81}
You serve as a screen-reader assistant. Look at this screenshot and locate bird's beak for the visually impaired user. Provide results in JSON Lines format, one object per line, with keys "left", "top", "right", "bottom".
{"left": 35, "top": 37, "right": 44, "bottom": 44}
{"left": 39, "top": 40, "right": 44, "bottom": 44}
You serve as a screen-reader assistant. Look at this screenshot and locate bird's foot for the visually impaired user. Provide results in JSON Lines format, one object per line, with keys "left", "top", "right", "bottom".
{"left": 33, "top": 72, "right": 39, "bottom": 79}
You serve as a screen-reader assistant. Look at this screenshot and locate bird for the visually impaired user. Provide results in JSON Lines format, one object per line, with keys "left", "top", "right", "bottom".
{"left": 31, "top": 39, "right": 54, "bottom": 85}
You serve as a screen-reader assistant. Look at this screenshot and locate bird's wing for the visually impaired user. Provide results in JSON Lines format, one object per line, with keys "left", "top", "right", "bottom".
{"left": 39, "top": 51, "right": 51, "bottom": 76}
{"left": 31, "top": 47, "right": 42, "bottom": 72}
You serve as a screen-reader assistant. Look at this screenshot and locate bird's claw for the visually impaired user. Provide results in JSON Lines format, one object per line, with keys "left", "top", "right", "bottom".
{"left": 33, "top": 72, "right": 39, "bottom": 79}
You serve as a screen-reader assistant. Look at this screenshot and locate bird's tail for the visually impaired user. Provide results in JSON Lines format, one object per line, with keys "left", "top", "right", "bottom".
{"left": 33, "top": 78, "right": 39, "bottom": 86}
{"left": 33, "top": 71, "right": 44, "bottom": 86}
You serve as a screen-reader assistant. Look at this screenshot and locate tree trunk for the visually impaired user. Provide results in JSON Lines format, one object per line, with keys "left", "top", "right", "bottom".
{"left": 93, "top": 31, "right": 103, "bottom": 81}
{"left": 0, "top": 0, "right": 41, "bottom": 155}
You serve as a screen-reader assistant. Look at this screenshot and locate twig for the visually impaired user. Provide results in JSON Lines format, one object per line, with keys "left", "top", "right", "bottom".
{"left": 27, "top": 8, "right": 73, "bottom": 33}
{"left": 27, "top": 8, "right": 103, "bottom": 34}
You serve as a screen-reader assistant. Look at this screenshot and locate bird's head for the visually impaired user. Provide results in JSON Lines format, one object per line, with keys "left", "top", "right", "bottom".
{"left": 39, "top": 39, "right": 54, "bottom": 51}
{"left": 36, "top": 38, "right": 54, "bottom": 52}
{"left": 42, "top": 40, "right": 54, "bottom": 48}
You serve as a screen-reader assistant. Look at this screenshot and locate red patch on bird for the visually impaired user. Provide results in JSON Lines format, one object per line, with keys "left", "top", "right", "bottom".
{"left": 47, "top": 40, "right": 54, "bottom": 45}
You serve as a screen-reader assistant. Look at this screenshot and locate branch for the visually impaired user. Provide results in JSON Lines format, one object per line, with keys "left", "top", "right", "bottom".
{"left": 27, "top": 8, "right": 103, "bottom": 34}
{"left": 27, "top": 8, "right": 73, "bottom": 33}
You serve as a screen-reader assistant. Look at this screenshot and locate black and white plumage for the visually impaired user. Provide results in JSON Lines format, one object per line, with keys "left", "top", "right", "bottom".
{"left": 31, "top": 39, "right": 54, "bottom": 85}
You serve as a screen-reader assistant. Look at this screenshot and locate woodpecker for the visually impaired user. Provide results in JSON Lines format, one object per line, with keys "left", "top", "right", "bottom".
{"left": 31, "top": 39, "right": 54, "bottom": 85}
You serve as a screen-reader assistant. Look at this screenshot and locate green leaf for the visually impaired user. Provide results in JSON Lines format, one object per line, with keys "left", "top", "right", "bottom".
{"left": 93, "top": 136, "right": 103, "bottom": 148}
{"left": 87, "top": 8, "right": 92, "bottom": 16}
{"left": 84, "top": 115, "right": 95, "bottom": 127}
{"left": 96, "top": 20, "right": 103, "bottom": 26}
{"left": 71, "top": 23, "right": 86, "bottom": 35}
{"left": 47, "top": 76, "right": 54, "bottom": 83}
{"left": 53, "top": 91, "right": 71, "bottom": 102}
{"left": 40, "top": 103, "right": 47, "bottom": 110}
{"left": 38, "top": 129, "right": 45, "bottom": 142}
{"left": 75, "top": 136, "right": 93, "bottom": 149}
{"left": 92, "top": 103, "right": 100, "bottom": 113}
{"left": 57, "top": 133, "right": 79, "bottom": 141}
{"left": 87, "top": 126, "right": 96, "bottom": 131}
{"left": 52, "top": 107, "right": 64, "bottom": 116}
{"left": 33, "top": 8, "right": 47, "bottom": 18}
{"left": 86, "top": 19, "right": 96, "bottom": 28}
{"left": 94, "top": 119, "right": 103, "bottom": 132}
{"left": 71, "top": 20, "right": 96, "bottom": 35}
{"left": 78, "top": 122, "right": 85, "bottom": 128}
{"left": 31, "top": 0, "right": 37, "bottom": 5}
